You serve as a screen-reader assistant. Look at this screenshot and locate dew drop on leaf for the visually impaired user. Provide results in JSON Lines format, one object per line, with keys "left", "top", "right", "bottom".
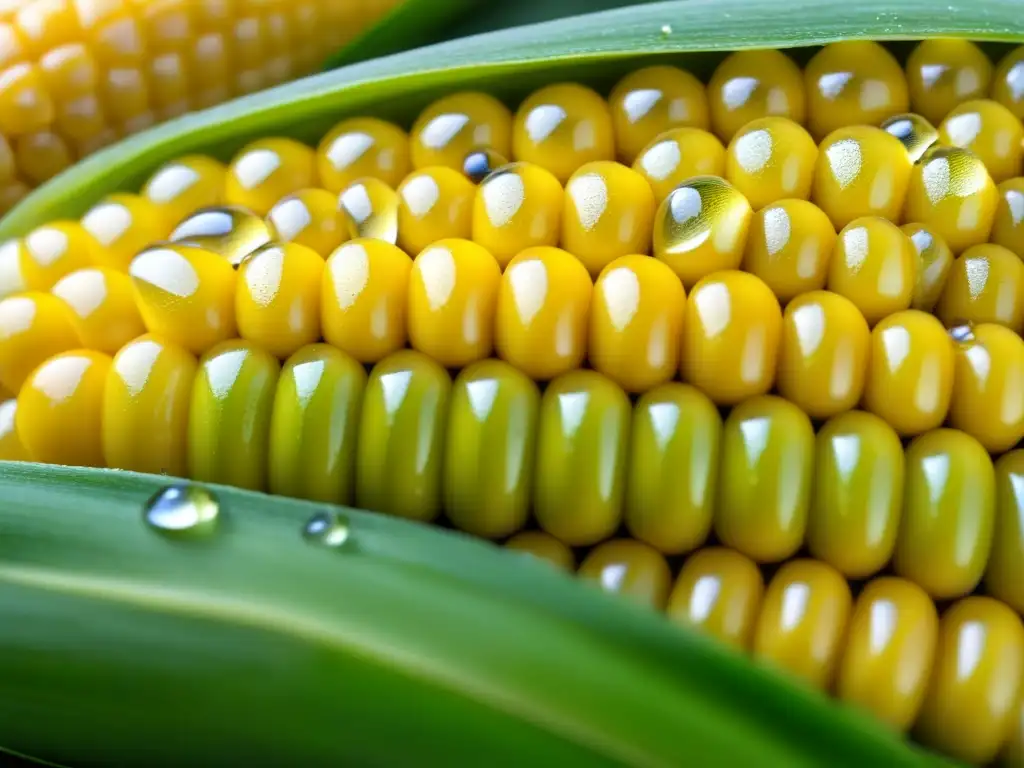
{"left": 143, "top": 483, "right": 221, "bottom": 538}
{"left": 302, "top": 510, "right": 351, "bottom": 548}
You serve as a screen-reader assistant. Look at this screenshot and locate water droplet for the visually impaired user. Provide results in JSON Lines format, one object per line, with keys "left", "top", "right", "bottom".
{"left": 881, "top": 113, "right": 938, "bottom": 163}
{"left": 143, "top": 484, "right": 220, "bottom": 538}
{"left": 660, "top": 24, "right": 672, "bottom": 35}
{"left": 170, "top": 205, "right": 272, "bottom": 268}
{"left": 302, "top": 510, "right": 351, "bottom": 548}
{"left": 462, "top": 148, "right": 509, "bottom": 184}
{"left": 339, "top": 177, "right": 399, "bottom": 244}
{"left": 950, "top": 323, "right": 975, "bottom": 345}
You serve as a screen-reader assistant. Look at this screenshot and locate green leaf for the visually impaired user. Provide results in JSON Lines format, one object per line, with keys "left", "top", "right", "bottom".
{"left": 0, "top": 462, "right": 956, "bottom": 767}
{"left": 3, "top": 0, "right": 1023, "bottom": 238}
{"left": 322, "top": 0, "right": 483, "bottom": 69}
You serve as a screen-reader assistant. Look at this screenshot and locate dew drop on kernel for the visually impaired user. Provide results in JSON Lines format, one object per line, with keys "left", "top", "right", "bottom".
{"left": 143, "top": 483, "right": 220, "bottom": 538}
{"left": 949, "top": 322, "right": 976, "bottom": 345}
{"left": 881, "top": 113, "right": 939, "bottom": 163}
{"left": 170, "top": 205, "right": 272, "bottom": 267}
{"left": 302, "top": 510, "right": 351, "bottom": 548}
{"left": 462, "top": 149, "right": 509, "bottom": 184}
{"left": 338, "top": 177, "right": 399, "bottom": 244}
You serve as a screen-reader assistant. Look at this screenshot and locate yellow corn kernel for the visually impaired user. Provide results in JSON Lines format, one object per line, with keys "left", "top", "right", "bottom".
{"left": 589, "top": 254, "right": 685, "bottom": 394}
{"left": 50, "top": 266, "right": 143, "bottom": 355}
{"left": 504, "top": 531, "right": 576, "bottom": 571}
{"left": 938, "top": 99, "right": 1024, "bottom": 184}
{"left": 512, "top": 83, "right": 615, "bottom": 184}
{"left": 725, "top": 117, "right": 817, "bottom": 211}
{"left": 905, "top": 39, "right": 992, "bottom": 125}
{"left": 937, "top": 243, "right": 1024, "bottom": 333}
{"left": 317, "top": 116, "right": 411, "bottom": 193}
{"left": 632, "top": 127, "right": 726, "bottom": 204}
{"left": 14, "top": 129, "right": 73, "bottom": 184}
{"left": 396, "top": 166, "right": 475, "bottom": 257}
{"left": 410, "top": 91, "right": 513, "bottom": 173}
{"left": 266, "top": 188, "right": 356, "bottom": 258}
{"left": 225, "top": 137, "right": 316, "bottom": 217}
{"left": 141, "top": 155, "right": 227, "bottom": 229}
{"left": 236, "top": 242, "right": 324, "bottom": 361}
{"left": 80, "top": 193, "right": 174, "bottom": 272}
{"left": 129, "top": 243, "right": 236, "bottom": 356}
{"left": 321, "top": 238, "right": 411, "bottom": 364}
{"left": 667, "top": 547, "right": 765, "bottom": 651}
{"left": 338, "top": 176, "right": 399, "bottom": 244}
{"left": 17, "top": 349, "right": 111, "bottom": 467}
{"left": 902, "top": 222, "right": 954, "bottom": 312}
{"left": 102, "top": 333, "right": 197, "bottom": 477}
{"left": 407, "top": 238, "right": 501, "bottom": 369}
{"left": 18, "top": 220, "right": 102, "bottom": 290}
{"left": 578, "top": 539, "right": 673, "bottom": 611}
{"left": 707, "top": 49, "right": 806, "bottom": 143}
{"left": 608, "top": 65, "right": 709, "bottom": 164}
{"left": 495, "top": 246, "right": 592, "bottom": 381}
{"left": 0, "top": 291, "right": 80, "bottom": 393}
{"left": 471, "top": 161, "right": 563, "bottom": 268}
{"left": 561, "top": 161, "right": 655, "bottom": 277}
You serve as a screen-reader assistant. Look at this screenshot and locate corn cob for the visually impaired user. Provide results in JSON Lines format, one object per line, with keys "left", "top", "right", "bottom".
{"left": 4, "top": 4, "right": 1024, "bottom": 765}
{"left": 0, "top": 0, "right": 405, "bottom": 215}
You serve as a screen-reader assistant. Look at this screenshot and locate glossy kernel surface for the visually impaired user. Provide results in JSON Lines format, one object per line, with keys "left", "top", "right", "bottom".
{"left": 895, "top": 428, "right": 995, "bottom": 600}
{"left": 991, "top": 177, "right": 1024, "bottom": 259}
{"left": 804, "top": 41, "right": 909, "bottom": 141}
{"left": 906, "top": 39, "right": 993, "bottom": 125}
{"left": 836, "top": 577, "right": 938, "bottom": 732}
{"left": 707, "top": 49, "right": 806, "bottom": 143}
{"left": 578, "top": 539, "right": 673, "bottom": 611}
{"left": 667, "top": 547, "right": 764, "bottom": 651}
{"left": 102, "top": 334, "right": 197, "bottom": 478}
{"left": 268, "top": 344, "right": 367, "bottom": 505}
{"left": 169, "top": 205, "right": 272, "bottom": 267}
{"left": 141, "top": 155, "right": 227, "bottom": 229}
{"left": 827, "top": 217, "right": 916, "bottom": 327}
{"left": 407, "top": 238, "right": 501, "bottom": 369}
{"left": 18, "top": 220, "right": 100, "bottom": 291}
{"left": 812, "top": 126, "right": 912, "bottom": 231}
{"left": 410, "top": 91, "right": 513, "bottom": 173}
{"left": 356, "top": 350, "right": 451, "bottom": 523}
{"left": 902, "top": 222, "right": 954, "bottom": 312}
{"left": 992, "top": 45, "right": 1024, "bottom": 120}
{"left": 321, "top": 238, "right": 412, "bottom": 364}
{"left": 882, "top": 113, "right": 940, "bottom": 164}
{"left": 949, "top": 323, "right": 1024, "bottom": 453}
{"left": 317, "top": 116, "right": 411, "bottom": 193}
{"left": 589, "top": 254, "right": 685, "bottom": 394}
{"left": 512, "top": 83, "right": 615, "bottom": 184}
{"left": 224, "top": 137, "right": 316, "bottom": 216}
{"left": 626, "top": 383, "right": 721, "bottom": 555}
{"left": 680, "top": 270, "right": 781, "bottom": 405}
{"left": 533, "top": 369, "right": 631, "bottom": 547}
{"left": 80, "top": 193, "right": 174, "bottom": 272}
{"left": 396, "top": 166, "right": 475, "bottom": 257}
{"left": 725, "top": 117, "right": 817, "bottom": 212}
{"left": 915, "top": 597, "right": 1024, "bottom": 765}
{"left": 444, "top": 359, "right": 540, "bottom": 539}
{"left": 986, "top": 450, "right": 1024, "bottom": 616}
{"left": 0, "top": 291, "right": 80, "bottom": 394}
{"left": 129, "top": 243, "right": 237, "bottom": 356}
{"left": 236, "top": 242, "right": 324, "bottom": 361}
{"left": 562, "top": 161, "right": 655, "bottom": 276}
{"left": 0, "top": 398, "right": 27, "bottom": 461}
{"left": 608, "top": 65, "right": 710, "bottom": 164}
{"left": 904, "top": 146, "right": 998, "bottom": 254}
{"left": 653, "top": 176, "right": 753, "bottom": 289}
{"left": 938, "top": 99, "right": 1024, "bottom": 184}
{"left": 863, "top": 310, "right": 955, "bottom": 437}
{"left": 776, "top": 290, "right": 869, "bottom": 420}
{"left": 471, "top": 162, "right": 563, "bottom": 268}
{"left": 715, "top": 395, "right": 815, "bottom": 564}
{"left": 632, "top": 127, "right": 726, "bottom": 204}
{"left": 17, "top": 349, "right": 111, "bottom": 467}
{"left": 741, "top": 199, "right": 836, "bottom": 302}
{"left": 265, "top": 188, "right": 356, "bottom": 258}
{"left": 51, "top": 266, "right": 144, "bottom": 355}
{"left": 495, "top": 246, "right": 592, "bottom": 381}
{"left": 504, "top": 531, "right": 576, "bottom": 571}
{"left": 753, "top": 559, "right": 852, "bottom": 690}
{"left": 808, "top": 410, "right": 905, "bottom": 579}
{"left": 937, "top": 243, "right": 1024, "bottom": 333}
{"left": 188, "top": 340, "right": 280, "bottom": 492}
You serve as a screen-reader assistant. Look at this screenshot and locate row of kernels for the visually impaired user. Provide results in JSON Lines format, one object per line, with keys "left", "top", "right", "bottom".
{"left": 537, "top": 537, "right": 1024, "bottom": 767}
{"left": 6, "top": 332, "right": 1017, "bottom": 610}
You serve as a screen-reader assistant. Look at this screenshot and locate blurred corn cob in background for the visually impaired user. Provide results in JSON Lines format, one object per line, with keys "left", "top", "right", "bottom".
{"left": 0, "top": 0, "right": 404, "bottom": 214}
